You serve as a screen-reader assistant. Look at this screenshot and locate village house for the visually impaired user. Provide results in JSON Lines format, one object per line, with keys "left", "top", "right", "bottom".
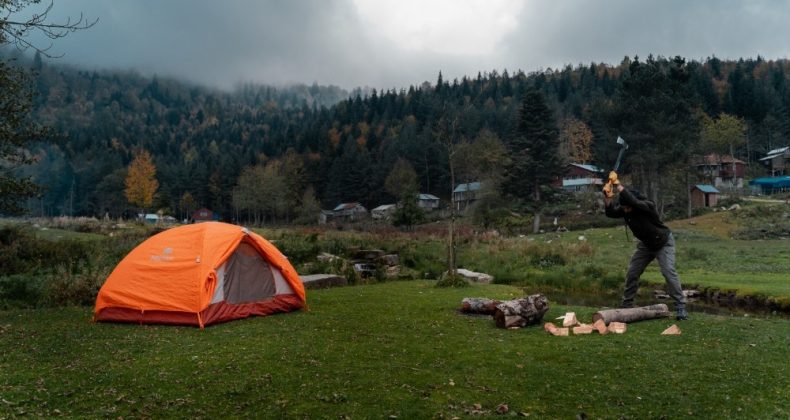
{"left": 332, "top": 202, "right": 368, "bottom": 221}
{"left": 759, "top": 146, "right": 790, "bottom": 176}
{"left": 453, "top": 182, "right": 481, "bottom": 211}
{"left": 553, "top": 163, "right": 605, "bottom": 192}
{"left": 417, "top": 193, "right": 440, "bottom": 211}
{"left": 371, "top": 204, "right": 397, "bottom": 220}
{"left": 192, "top": 208, "right": 215, "bottom": 223}
{"left": 695, "top": 154, "right": 746, "bottom": 190}
{"left": 690, "top": 184, "right": 720, "bottom": 208}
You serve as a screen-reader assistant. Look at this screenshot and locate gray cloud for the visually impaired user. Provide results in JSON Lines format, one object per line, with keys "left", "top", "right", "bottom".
{"left": 22, "top": 0, "right": 790, "bottom": 90}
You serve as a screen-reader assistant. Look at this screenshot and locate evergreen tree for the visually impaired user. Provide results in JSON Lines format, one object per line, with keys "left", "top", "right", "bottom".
{"left": 502, "top": 88, "right": 564, "bottom": 233}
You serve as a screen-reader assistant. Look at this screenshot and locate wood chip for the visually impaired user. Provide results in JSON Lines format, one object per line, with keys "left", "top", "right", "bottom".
{"left": 661, "top": 324, "right": 681, "bottom": 335}
{"left": 593, "top": 319, "right": 608, "bottom": 334}
{"left": 607, "top": 322, "right": 627, "bottom": 334}
{"left": 562, "top": 312, "right": 578, "bottom": 327}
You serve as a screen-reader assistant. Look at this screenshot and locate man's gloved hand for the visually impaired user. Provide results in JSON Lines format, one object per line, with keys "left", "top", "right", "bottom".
{"left": 602, "top": 182, "right": 614, "bottom": 198}
{"left": 608, "top": 171, "right": 620, "bottom": 185}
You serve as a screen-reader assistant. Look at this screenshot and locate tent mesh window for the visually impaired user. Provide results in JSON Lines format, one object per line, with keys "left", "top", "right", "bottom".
{"left": 223, "top": 242, "right": 276, "bottom": 304}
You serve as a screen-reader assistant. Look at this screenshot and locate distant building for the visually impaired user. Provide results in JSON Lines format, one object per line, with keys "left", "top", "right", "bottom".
{"left": 695, "top": 154, "right": 746, "bottom": 190}
{"left": 192, "top": 208, "right": 215, "bottom": 223}
{"left": 371, "top": 204, "right": 397, "bottom": 220}
{"left": 453, "top": 182, "right": 482, "bottom": 211}
{"left": 690, "top": 184, "right": 720, "bottom": 208}
{"left": 553, "top": 163, "right": 605, "bottom": 192}
{"left": 332, "top": 202, "right": 368, "bottom": 221}
{"left": 759, "top": 146, "right": 790, "bottom": 176}
{"left": 749, "top": 176, "right": 790, "bottom": 195}
{"left": 417, "top": 193, "right": 440, "bottom": 211}
{"left": 142, "top": 213, "right": 159, "bottom": 224}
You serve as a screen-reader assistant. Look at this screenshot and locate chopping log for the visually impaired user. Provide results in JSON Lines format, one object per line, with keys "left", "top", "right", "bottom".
{"left": 592, "top": 304, "right": 670, "bottom": 325}
{"left": 493, "top": 294, "right": 549, "bottom": 329}
{"left": 461, "top": 297, "right": 502, "bottom": 315}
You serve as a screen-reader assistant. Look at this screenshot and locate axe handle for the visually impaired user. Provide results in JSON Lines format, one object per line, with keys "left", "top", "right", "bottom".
{"left": 613, "top": 147, "right": 626, "bottom": 171}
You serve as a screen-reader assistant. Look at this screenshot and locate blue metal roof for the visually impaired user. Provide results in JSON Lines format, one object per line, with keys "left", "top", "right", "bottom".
{"left": 418, "top": 193, "right": 439, "bottom": 200}
{"left": 694, "top": 184, "right": 720, "bottom": 193}
{"left": 749, "top": 176, "right": 790, "bottom": 187}
{"left": 453, "top": 182, "right": 481, "bottom": 193}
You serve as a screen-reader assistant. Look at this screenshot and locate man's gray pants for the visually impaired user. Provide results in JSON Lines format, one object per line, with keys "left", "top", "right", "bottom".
{"left": 622, "top": 233, "right": 686, "bottom": 309}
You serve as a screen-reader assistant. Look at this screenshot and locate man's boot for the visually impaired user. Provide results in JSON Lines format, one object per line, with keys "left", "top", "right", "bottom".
{"left": 676, "top": 307, "right": 689, "bottom": 321}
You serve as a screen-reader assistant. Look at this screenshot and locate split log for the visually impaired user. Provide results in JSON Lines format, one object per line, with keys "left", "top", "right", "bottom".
{"left": 661, "top": 324, "right": 682, "bottom": 335}
{"left": 561, "top": 312, "right": 579, "bottom": 327}
{"left": 607, "top": 322, "right": 627, "bottom": 334}
{"left": 493, "top": 294, "right": 549, "bottom": 329}
{"left": 593, "top": 319, "right": 608, "bottom": 335}
{"left": 461, "top": 297, "right": 502, "bottom": 315}
{"left": 592, "top": 304, "right": 670, "bottom": 325}
{"left": 573, "top": 324, "right": 594, "bottom": 335}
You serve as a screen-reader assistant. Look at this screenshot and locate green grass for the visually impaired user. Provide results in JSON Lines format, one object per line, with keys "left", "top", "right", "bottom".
{"left": 0, "top": 281, "right": 787, "bottom": 418}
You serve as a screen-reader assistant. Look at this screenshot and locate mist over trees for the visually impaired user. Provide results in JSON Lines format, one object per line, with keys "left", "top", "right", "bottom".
{"left": 5, "top": 51, "right": 790, "bottom": 223}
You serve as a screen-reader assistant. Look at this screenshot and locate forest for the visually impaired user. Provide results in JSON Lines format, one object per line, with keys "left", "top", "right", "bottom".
{"left": 7, "top": 50, "right": 790, "bottom": 225}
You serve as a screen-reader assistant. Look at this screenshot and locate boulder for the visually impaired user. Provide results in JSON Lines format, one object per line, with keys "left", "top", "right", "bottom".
{"left": 455, "top": 268, "right": 494, "bottom": 284}
{"left": 299, "top": 274, "right": 348, "bottom": 290}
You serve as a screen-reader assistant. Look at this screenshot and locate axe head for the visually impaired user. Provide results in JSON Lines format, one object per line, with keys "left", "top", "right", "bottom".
{"left": 616, "top": 136, "right": 628, "bottom": 149}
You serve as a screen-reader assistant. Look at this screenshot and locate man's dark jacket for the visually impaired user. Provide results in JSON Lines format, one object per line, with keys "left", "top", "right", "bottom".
{"left": 605, "top": 189, "right": 670, "bottom": 251}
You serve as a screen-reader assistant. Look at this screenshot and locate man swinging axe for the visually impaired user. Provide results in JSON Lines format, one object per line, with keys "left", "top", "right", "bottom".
{"left": 602, "top": 137, "right": 688, "bottom": 320}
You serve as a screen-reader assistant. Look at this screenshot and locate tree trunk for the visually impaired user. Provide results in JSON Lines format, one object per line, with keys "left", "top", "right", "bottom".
{"left": 460, "top": 298, "right": 502, "bottom": 315}
{"left": 493, "top": 294, "right": 549, "bottom": 328}
{"left": 532, "top": 181, "right": 541, "bottom": 234}
{"left": 592, "top": 304, "right": 670, "bottom": 325}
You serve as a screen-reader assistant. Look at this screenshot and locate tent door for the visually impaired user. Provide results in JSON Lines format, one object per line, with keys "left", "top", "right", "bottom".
{"left": 222, "top": 242, "right": 276, "bottom": 304}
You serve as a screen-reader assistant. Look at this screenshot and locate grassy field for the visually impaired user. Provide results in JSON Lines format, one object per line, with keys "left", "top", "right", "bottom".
{"left": 1, "top": 281, "right": 788, "bottom": 418}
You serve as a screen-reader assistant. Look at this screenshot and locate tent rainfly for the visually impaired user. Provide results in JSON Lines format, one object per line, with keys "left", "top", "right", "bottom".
{"left": 94, "top": 222, "right": 306, "bottom": 327}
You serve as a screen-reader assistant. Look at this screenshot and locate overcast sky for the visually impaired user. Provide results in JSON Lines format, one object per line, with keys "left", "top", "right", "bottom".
{"left": 18, "top": 0, "right": 790, "bottom": 91}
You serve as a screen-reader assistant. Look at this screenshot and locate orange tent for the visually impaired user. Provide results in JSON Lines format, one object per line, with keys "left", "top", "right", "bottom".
{"left": 95, "top": 222, "right": 306, "bottom": 327}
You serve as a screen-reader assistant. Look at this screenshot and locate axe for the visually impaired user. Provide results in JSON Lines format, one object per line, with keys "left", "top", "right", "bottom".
{"left": 613, "top": 136, "right": 628, "bottom": 172}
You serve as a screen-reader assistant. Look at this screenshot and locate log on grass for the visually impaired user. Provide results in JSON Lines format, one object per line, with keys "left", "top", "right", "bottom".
{"left": 592, "top": 304, "right": 670, "bottom": 325}
{"left": 493, "top": 294, "right": 549, "bottom": 329}
{"left": 461, "top": 297, "right": 502, "bottom": 315}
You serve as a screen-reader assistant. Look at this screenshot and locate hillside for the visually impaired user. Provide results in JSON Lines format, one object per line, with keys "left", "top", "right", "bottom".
{"left": 11, "top": 53, "right": 790, "bottom": 225}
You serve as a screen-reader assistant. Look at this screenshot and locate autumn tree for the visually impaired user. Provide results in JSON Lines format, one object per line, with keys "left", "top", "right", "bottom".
{"left": 558, "top": 117, "right": 594, "bottom": 164}
{"left": 124, "top": 149, "right": 159, "bottom": 216}
{"left": 700, "top": 113, "right": 747, "bottom": 184}
{"left": 179, "top": 191, "right": 196, "bottom": 221}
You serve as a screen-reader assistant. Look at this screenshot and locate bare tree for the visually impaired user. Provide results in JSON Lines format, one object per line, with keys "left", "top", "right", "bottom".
{"left": 1, "top": 0, "right": 97, "bottom": 57}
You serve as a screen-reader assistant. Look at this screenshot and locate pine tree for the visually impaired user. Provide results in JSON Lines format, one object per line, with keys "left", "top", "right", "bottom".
{"left": 502, "top": 88, "right": 564, "bottom": 233}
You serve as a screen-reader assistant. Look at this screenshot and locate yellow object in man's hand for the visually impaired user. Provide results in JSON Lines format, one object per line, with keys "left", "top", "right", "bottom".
{"left": 602, "top": 182, "right": 614, "bottom": 198}
{"left": 608, "top": 171, "right": 620, "bottom": 185}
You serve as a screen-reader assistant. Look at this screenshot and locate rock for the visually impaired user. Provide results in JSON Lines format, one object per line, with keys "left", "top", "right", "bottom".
{"left": 299, "top": 274, "right": 348, "bottom": 289}
{"left": 728, "top": 204, "right": 741, "bottom": 211}
{"left": 661, "top": 324, "right": 682, "bottom": 335}
{"left": 455, "top": 268, "right": 494, "bottom": 284}
{"left": 317, "top": 252, "right": 341, "bottom": 263}
{"left": 381, "top": 254, "right": 399, "bottom": 266}
{"left": 607, "top": 322, "right": 627, "bottom": 334}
